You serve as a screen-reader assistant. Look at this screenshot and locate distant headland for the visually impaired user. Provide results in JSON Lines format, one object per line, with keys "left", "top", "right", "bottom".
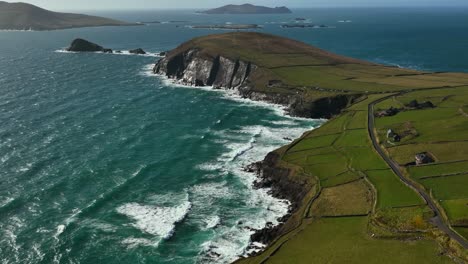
{"left": 0, "top": 1, "right": 139, "bottom": 31}
{"left": 197, "top": 4, "right": 292, "bottom": 14}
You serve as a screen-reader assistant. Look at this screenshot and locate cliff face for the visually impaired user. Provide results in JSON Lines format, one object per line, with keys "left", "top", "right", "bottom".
{"left": 154, "top": 49, "right": 255, "bottom": 89}
{"left": 154, "top": 49, "right": 360, "bottom": 119}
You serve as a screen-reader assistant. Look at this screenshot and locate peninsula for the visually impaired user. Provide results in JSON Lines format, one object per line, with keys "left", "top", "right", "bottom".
{"left": 154, "top": 32, "right": 468, "bottom": 263}
{"left": 198, "top": 4, "right": 292, "bottom": 14}
{"left": 0, "top": 1, "right": 137, "bottom": 31}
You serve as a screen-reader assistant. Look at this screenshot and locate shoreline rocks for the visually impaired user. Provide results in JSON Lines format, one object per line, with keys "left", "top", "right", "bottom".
{"left": 129, "top": 48, "right": 146, "bottom": 55}
{"left": 246, "top": 152, "right": 310, "bottom": 248}
{"left": 66, "top": 39, "right": 151, "bottom": 56}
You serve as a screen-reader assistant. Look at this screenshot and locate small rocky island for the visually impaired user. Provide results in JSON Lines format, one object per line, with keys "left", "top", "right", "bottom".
{"left": 281, "top": 24, "right": 331, "bottom": 28}
{"left": 191, "top": 24, "right": 261, "bottom": 30}
{"left": 67, "top": 39, "right": 113, "bottom": 53}
{"left": 198, "top": 4, "right": 292, "bottom": 14}
{"left": 0, "top": 1, "right": 138, "bottom": 31}
{"left": 66, "top": 39, "right": 146, "bottom": 55}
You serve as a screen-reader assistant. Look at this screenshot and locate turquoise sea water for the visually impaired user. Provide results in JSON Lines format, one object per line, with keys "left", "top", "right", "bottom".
{"left": 1, "top": 7, "right": 468, "bottom": 264}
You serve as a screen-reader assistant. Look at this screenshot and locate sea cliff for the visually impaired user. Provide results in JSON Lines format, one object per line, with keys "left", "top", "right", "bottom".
{"left": 154, "top": 46, "right": 360, "bottom": 119}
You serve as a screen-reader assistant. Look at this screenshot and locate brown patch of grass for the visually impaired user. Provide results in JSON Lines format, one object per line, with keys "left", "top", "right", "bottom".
{"left": 309, "top": 179, "right": 372, "bottom": 217}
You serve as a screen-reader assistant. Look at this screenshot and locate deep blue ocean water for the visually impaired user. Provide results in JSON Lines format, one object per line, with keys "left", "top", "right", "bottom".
{"left": 1, "top": 7, "right": 468, "bottom": 264}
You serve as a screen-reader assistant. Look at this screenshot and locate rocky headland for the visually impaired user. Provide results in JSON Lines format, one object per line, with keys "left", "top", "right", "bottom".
{"left": 0, "top": 1, "right": 139, "bottom": 31}
{"left": 153, "top": 32, "right": 363, "bottom": 119}
{"left": 152, "top": 32, "right": 371, "bottom": 247}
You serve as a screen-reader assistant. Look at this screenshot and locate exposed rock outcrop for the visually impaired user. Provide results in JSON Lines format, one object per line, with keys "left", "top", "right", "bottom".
{"left": 67, "top": 38, "right": 109, "bottom": 52}
{"left": 154, "top": 49, "right": 255, "bottom": 89}
{"left": 129, "top": 48, "right": 146, "bottom": 55}
{"left": 248, "top": 152, "right": 311, "bottom": 245}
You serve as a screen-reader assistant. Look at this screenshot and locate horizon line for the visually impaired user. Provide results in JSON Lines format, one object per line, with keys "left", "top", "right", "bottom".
{"left": 55, "top": 5, "right": 468, "bottom": 12}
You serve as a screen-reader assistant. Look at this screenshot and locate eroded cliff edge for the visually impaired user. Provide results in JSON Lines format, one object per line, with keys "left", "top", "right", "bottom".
{"left": 153, "top": 34, "right": 363, "bottom": 119}
{"left": 154, "top": 49, "right": 255, "bottom": 90}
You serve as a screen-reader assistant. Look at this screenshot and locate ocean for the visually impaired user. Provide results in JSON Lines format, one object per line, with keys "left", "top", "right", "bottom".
{"left": 1, "top": 7, "right": 468, "bottom": 264}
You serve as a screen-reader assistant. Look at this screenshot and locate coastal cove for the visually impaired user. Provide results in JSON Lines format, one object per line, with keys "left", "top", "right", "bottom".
{"left": 1, "top": 7, "right": 468, "bottom": 264}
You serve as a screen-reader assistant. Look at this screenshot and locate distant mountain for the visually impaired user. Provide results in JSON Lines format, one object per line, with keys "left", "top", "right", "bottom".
{"left": 0, "top": 1, "right": 138, "bottom": 30}
{"left": 198, "top": 4, "right": 292, "bottom": 14}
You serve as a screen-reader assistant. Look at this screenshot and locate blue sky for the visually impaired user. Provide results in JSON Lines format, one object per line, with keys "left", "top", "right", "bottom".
{"left": 22, "top": 0, "right": 468, "bottom": 10}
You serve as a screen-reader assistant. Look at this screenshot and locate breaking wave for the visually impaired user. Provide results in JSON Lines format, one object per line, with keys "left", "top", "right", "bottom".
{"left": 116, "top": 193, "right": 192, "bottom": 247}
{"left": 54, "top": 49, "right": 163, "bottom": 57}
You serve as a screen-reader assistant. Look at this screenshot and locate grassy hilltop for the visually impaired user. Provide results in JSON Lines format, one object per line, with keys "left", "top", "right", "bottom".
{"left": 159, "top": 32, "right": 468, "bottom": 263}
{"left": 162, "top": 32, "right": 468, "bottom": 118}
{"left": 164, "top": 32, "right": 468, "bottom": 93}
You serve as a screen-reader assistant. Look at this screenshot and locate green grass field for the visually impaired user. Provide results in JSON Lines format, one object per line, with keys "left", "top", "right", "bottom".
{"left": 366, "top": 169, "right": 423, "bottom": 208}
{"left": 237, "top": 94, "right": 463, "bottom": 263}
{"left": 265, "top": 217, "right": 451, "bottom": 264}
{"left": 374, "top": 87, "right": 468, "bottom": 245}
{"left": 456, "top": 228, "right": 468, "bottom": 241}
{"left": 310, "top": 179, "right": 372, "bottom": 217}
{"left": 441, "top": 199, "right": 468, "bottom": 226}
{"left": 408, "top": 160, "right": 468, "bottom": 179}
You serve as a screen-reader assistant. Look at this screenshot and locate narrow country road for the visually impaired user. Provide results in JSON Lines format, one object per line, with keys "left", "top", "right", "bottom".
{"left": 367, "top": 95, "right": 468, "bottom": 249}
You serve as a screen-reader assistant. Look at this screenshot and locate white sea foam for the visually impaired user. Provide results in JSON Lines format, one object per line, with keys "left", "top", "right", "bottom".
{"left": 142, "top": 64, "right": 324, "bottom": 263}
{"left": 54, "top": 166, "right": 147, "bottom": 241}
{"left": 191, "top": 182, "right": 232, "bottom": 200}
{"left": 54, "top": 225, "right": 65, "bottom": 240}
{"left": 117, "top": 199, "right": 191, "bottom": 240}
{"left": 54, "top": 49, "right": 163, "bottom": 57}
{"left": 204, "top": 215, "right": 221, "bottom": 229}
{"left": 0, "top": 196, "right": 14, "bottom": 208}
{"left": 121, "top": 237, "right": 155, "bottom": 249}
{"left": 192, "top": 123, "right": 314, "bottom": 262}
{"left": 152, "top": 76, "right": 323, "bottom": 122}
{"left": 0, "top": 29, "right": 35, "bottom": 32}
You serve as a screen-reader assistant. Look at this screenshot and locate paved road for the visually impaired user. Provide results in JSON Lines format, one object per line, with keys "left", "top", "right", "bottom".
{"left": 367, "top": 95, "right": 468, "bottom": 249}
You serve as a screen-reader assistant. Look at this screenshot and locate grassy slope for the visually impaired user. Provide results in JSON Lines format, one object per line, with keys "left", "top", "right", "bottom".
{"left": 0, "top": 1, "right": 133, "bottom": 30}
{"left": 266, "top": 217, "right": 451, "bottom": 264}
{"left": 170, "top": 33, "right": 468, "bottom": 262}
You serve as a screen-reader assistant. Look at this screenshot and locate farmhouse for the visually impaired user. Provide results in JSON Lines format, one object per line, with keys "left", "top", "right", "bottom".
{"left": 376, "top": 107, "right": 399, "bottom": 117}
{"left": 415, "top": 152, "right": 433, "bottom": 165}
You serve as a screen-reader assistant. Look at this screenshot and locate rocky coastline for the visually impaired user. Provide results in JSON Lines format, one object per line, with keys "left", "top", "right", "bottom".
{"left": 243, "top": 153, "right": 310, "bottom": 248}
{"left": 152, "top": 46, "right": 357, "bottom": 257}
